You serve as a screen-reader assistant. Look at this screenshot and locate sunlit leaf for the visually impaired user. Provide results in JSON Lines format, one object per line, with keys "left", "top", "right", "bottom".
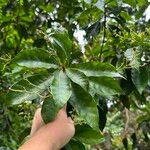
{"left": 71, "top": 62, "right": 123, "bottom": 78}
{"left": 51, "top": 70, "right": 72, "bottom": 107}
{"left": 12, "top": 48, "right": 58, "bottom": 69}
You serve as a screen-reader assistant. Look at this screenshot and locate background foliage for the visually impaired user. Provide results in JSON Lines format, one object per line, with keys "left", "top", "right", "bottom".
{"left": 0, "top": 0, "right": 150, "bottom": 149}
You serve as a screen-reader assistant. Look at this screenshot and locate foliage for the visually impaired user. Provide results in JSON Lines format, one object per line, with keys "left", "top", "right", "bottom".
{"left": 0, "top": 0, "right": 150, "bottom": 149}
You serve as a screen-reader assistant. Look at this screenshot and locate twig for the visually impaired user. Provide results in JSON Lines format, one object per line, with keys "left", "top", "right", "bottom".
{"left": 99, "top": 3, "right": 107, "bottom": 61}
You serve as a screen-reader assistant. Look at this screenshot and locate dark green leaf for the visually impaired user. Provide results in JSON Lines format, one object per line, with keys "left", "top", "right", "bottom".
{"left": 39, "top": 4, "right": 54, "bottom": 12}
{"left": 66, "top": 68, "right": 88, "bottom": 90}
{"left": 85, "top": 21, "right": 102, "bottom": 40}
{"left": 120, "top": 69, "right": 134, "bottom": 95}
{"left": 74, "top": 124, "right": 103, "bottom": 144}
{"left": 18, "top": 127, "right": 31, "bottom": 143}
{"left": 131, "top": 67, "right": 148, "bottom": 94}
{"left": 135, "top": 3, "right": 149, "bottom": 19}
{"left": 12, "top": 48, "right": 58, "bottom": 69}
{"left": 6, "top": 74, "right": 52, "bottom": 105}
{"left": 41, "top": 97, "right": 60, "bottom": 123}
{"left": 50, "top": 32, "right": 72, "bottom": 65}
{"left": 51, "top": 70, "right": 72, "bottom": 107}
{"left": 98, "top": 97, "right": 108, "bottom": 131}
{"left": 89, "top": 76, "right": 122, "bottom": 97}
{"left": 61, "top": 139, "right": 85, "bottom": 150}
{"left": 71, "top": 62, "right": 123, "bottom": 78}
{"left": 70, "top": 82, "right": 99, "bottom": 129}
{"left": 76, "top": 7, "right": 102, "bottom": 27}
{"left": 122, "top": 138, "right": 128, "bottom": 149}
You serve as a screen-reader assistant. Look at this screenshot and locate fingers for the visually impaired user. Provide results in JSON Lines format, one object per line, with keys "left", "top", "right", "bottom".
{"left": 62, "top": 104, "right": 67, "bottom": 111}
{"left": 30, "top": 103, "right": 73, "bottom": 137}
{"left": 56, "top": 104, "right": 67, "bottom": 119}
{"left": 30, "top": 108, "right": 44, "bottom": 136}
{"left": 68, "top": 117, "right": 74, "bottom": 124}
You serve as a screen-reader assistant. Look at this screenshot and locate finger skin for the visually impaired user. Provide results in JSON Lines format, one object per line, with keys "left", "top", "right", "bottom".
{"left": 30, "top": 108, "right": 44, "bottom": 136}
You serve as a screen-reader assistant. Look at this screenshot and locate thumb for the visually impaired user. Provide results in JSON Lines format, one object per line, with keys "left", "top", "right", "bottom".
{"left": 30, "top": 108, "right": 44, "bottom": 136}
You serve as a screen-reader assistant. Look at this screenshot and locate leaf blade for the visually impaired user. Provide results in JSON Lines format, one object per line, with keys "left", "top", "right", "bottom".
{"left": 74, "top": 124, "right": 103, "bottom": 144}
{"left": 41, "top": 97, "right": 60, "bottom": 123}
{"left": 71, "top": 62, "right": 123, "bottom": 78}
{"left": 50, "top": 32, "right": 72, "bottom": 64}
{"left": 131, "top": 67, "right": 148, "bottom": 94}
{"left": 89, "top": 76, "right": 122, "bottom": 98}
{"left": 70, "top": 82, "right": 99, "bottom": 130}
{"left": 51, "top": 70, "right": 72, "bottom": 107}
{"left": 12, "top": 48, "right": 58, "bottom": 69}
{"left": 66, "top": 68, "right": 88, "bottom": 90}
{"left": 6, "top": 74, "right": 53, "bottom": 105}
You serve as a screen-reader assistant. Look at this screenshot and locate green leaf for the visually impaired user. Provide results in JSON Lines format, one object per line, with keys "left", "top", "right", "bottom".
{"left": 6, "top": 74, "right": 53, "bottom": 105}
{"left": 70, "top": 82, "right": 99, "bottom": 129}
{"left": 124, "top": 48, "right": 140, "bottom": 68}
{"left": 76, "top": 8, "right": 102, "bottom": 27}
{"left": 120, "top": 12, "right": 131, "bottom": 21}
{"left": 50, "top": 32, "right": 72, "bottom": 64}
{"left": 85, "top": 21, "right": 102, "bottom": 40}
{"left": 74, "top": 124, "right": 103, "bottom": 144}
{"left": 18, "top": 127, "right": 31, "bottom": 143}
{"left": 71, "top": 62, "right": 123, "bottom": 78}
{"left": 41, "top": 97, "right": 60, "bottom": 123}
{"left": 120, "top": 69, "right": 134, "bottom": 95}
{"left": 39, "top": 4, "right": 54, "bottom": 12}
{"left": 62, "top": 139, "right": 85, "bottom": 150}
{"left": 131, "top": 67, "right": 148, "bottom": 94}
{"left": 89, "top": 76, "right": 122, "bottom": 97}
{"left": 51, "top": 70, "right": 72, "bottom": 107}
{"left": 135, "top": 4, "right": 149, "bottom": 19}
{"left": 136, "top": 0, "right": 150, "bottom": 19}
{"left": 137, "top": 0, "right": 148, "bottom": 7}
{"left": 98, "top": 97, "right": 108, "bottom": 131}
{"left": 123, "top": 0, "right": 136, "bottom": 7}
{"left": 122, "top": 138, "right": 128, "bottom": 149}
{"left": 12, "top": 48, "right": 58, "bottom": 69}
{"left": 137, "top": 114, "right": 150, "bottom": 124}
{"left": 66, "top": 68, "right": 88, "bottom": 90}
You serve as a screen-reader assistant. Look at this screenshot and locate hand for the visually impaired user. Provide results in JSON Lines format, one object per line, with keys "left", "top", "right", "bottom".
{"left": 19, "top": 105, "right": 75, "bottom": 150}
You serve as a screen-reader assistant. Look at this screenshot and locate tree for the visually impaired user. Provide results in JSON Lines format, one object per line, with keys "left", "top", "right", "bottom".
{"left": 0, "top": 0, "right": 149, "bottom": 149}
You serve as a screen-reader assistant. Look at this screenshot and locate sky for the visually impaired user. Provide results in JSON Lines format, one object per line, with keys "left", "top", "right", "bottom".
{"left": 145, "top": 5, "right": 150, "bottom": 21}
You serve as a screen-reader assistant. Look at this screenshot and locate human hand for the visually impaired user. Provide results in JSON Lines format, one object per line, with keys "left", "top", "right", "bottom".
{"left": 19, "top": 105, "right": 75, "bottom": 150}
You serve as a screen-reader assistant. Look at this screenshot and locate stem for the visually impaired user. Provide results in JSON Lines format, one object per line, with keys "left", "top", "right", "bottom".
{"left": 99, "top": 3, "right": 107, "bottom": 61}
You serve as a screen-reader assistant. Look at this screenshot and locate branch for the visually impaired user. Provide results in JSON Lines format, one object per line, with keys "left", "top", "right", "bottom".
{"left": 99, "top": 3, "right": 107, "bottom": 61}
